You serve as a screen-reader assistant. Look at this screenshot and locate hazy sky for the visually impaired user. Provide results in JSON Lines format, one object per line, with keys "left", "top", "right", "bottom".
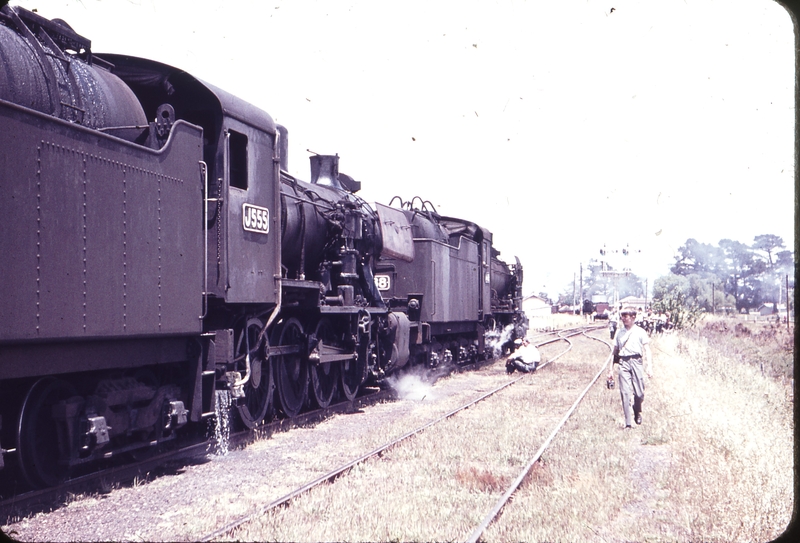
{"left": 12, "top": 0, "right": 795, "bottom": 300}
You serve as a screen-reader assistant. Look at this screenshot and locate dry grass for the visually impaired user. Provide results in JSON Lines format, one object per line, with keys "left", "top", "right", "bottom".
{"left": 697, "top": 315, "right": 794, "bottom": 381}
{"left": 198, "top": 322, "right": 793, "bottom": 542}
{"left": 9, "top": 319, "right": 786, "bottom": 542}
{"left": 225, "top": 338, "right": 604, "bottom": 541}
{"left": 487, "top": 326, "right": 793, "bottom": 542}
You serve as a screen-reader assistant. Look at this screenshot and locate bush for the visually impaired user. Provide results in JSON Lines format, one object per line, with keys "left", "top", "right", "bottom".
{"left": 698, "top": 318, "right": 794, "bottom": 381}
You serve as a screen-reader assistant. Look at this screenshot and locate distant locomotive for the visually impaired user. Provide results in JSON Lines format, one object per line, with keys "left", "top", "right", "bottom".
{"left": 0, "top": 6, "right": 526, "bottom": 489}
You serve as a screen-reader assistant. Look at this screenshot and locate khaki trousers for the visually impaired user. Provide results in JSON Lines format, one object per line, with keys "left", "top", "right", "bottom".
{"left": 618, "top": 357, "right": 645, "bottom": 426}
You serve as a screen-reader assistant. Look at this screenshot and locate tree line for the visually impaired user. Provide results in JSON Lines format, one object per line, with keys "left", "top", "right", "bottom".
{"left": 659, "top": 234, "right": 794, "bottom": 311}
{"left": 557, "top": 234, "right": 794, "bottom": 329}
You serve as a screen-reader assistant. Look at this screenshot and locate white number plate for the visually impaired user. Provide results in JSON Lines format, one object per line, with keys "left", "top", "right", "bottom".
{"left": 242, "top": 203, "right": 270, "bottom": 234}
{"left": 374, "top": 274, "right": 391, "bottom": 291}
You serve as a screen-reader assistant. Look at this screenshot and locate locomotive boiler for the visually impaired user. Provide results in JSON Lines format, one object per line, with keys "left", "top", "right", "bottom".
{"left": 0, "top": 5, "right": 526, "bottom": 490}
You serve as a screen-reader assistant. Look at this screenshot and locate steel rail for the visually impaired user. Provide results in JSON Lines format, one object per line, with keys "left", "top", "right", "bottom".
{"left": 199, "top": 330, "right": 586, "bottom": 542}
{"left": 535, "top": 328, "right": 577, "bottom": 369}
{"left": 199, "top": 376, "right": 523, "bottom": 542}
{"left": 464, "top": 330, "right": 612, "bottom": 543}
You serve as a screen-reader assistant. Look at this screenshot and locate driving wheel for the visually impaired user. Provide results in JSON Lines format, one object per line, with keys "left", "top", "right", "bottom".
{"left": 235, "top": 317, "right": 274, "bottom": 428}
{"left": 272, "top": 318, "right": 307, "bottom": 418}
{"left": 309, "top": 318, "right": 340, "bottom": 409}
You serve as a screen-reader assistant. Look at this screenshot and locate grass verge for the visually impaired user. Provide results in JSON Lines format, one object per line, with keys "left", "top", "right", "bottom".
{"left": 488, "top": 325, "right": 793, "bottom": 542}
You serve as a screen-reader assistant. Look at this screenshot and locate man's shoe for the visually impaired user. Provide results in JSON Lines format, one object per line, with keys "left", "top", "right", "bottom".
{"left": 624, "top": 425, "right": 632, "bottom": 430}
{"left": 635, "top": 412, "right": 642, "bottom": 425}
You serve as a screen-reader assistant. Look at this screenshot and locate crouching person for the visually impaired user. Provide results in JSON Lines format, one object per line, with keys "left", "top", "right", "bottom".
{"left": 506, "top": 338, "right": 541, "bottom": 373}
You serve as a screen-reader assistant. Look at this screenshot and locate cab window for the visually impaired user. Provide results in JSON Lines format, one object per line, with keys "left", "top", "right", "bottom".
{"left": 229, "top": 130, "right": 248, "bottom": 190}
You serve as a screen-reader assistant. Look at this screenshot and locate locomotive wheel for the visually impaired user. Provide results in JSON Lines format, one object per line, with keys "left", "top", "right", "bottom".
{"left": 341, "top": 345, "right": 367, "bottom": 401}
{"left": 309, "top": 318, "right": 339, "bottom": 409}
{"left": 272, "top": 318, "right": 308, "bottom": 418}
{"left": 17, "top": 377, "right": 78, "bottom": 489}
{"left": 235, "top": 318, "right": 274, "bottom": 428}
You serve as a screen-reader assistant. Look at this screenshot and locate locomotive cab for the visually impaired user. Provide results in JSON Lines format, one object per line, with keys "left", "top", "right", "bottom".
{"left": 97, "top": 54, "right": 282, "bottom": 307}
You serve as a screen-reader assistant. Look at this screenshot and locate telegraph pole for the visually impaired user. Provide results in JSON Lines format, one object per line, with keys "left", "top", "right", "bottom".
{"left": 712, "top": 283, "right": 716, "bottom": 315}
{"left": 572, "top": 273, "right": 576, "bottom": 309}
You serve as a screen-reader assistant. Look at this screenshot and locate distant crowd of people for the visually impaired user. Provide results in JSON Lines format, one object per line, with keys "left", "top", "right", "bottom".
{"left": 604, "top": 307, "right": 672, "bottom": 338}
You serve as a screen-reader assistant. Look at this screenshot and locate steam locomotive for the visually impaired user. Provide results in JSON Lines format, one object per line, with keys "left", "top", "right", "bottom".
{"left": 0, "top": 6, "right": 526, "bottom": 489}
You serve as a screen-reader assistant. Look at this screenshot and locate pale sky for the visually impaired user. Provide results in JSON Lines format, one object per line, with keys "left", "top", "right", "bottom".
{"left": 12, "top": 0, "right": 796, "bottom": 300}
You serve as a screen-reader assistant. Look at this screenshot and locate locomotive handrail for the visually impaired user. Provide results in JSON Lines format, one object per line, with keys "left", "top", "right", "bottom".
{"left": 431, "top": 260, "right": 436, "bottom": 315}
{"left": 200, "top": 160, "right": 209, "bottom": 320}
{"left": 262, "top": 130, "right": 283, "bottom": 336}
{"left": 223, "top": 131, "right": 231, "bottom": 292}
{"left": 281, "top": 183, "right": 337, "bottom": 210}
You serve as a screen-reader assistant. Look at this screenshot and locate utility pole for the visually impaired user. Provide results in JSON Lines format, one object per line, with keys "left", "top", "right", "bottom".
{"left": 572, "top": 273, "right": 576, "bottom": 309}
{"left": 579, "top": 263, "right": 583, "bottom": 316}
{"left": 712, "top": 283, "right": 715, "bottom": 315}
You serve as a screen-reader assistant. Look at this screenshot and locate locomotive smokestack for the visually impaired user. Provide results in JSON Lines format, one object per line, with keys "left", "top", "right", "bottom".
{"left": 310, "top": 154, "right": 342, "bottom": 189}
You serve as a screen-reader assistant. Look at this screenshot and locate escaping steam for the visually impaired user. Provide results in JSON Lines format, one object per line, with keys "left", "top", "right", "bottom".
{"left": 387, "top": 372, "right": 437, "bottom": 401}
{"left": 486, "top": 324, "right": 515, "bottom": 358}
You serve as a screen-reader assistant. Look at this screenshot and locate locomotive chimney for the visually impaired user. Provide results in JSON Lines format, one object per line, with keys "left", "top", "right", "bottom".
{"left": 310, "top": 154, "right": 342, "bottom": 189}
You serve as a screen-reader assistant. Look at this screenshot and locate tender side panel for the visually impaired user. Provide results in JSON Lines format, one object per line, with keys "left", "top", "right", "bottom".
{"left": 0, "top": 102, "right": 204, "bottom": 342}
{"left": 448, "top": 238, "right": 480, "bottom": 322}
{"left": 391, "top": 237, "right": 480, "bottom": 323}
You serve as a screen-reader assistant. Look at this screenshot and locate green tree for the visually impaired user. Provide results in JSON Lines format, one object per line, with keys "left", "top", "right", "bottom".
{"left": 671, "top": 239, "right": 725, "bottom": 278}
{"left": 719, "top": 239, "right": 761, "bottom": 311}
{"left": 651, "top": 274, "right": 704, "bottom": 329}
{"left": 672, "top": 236, "right": 792, "bottom": 312}
{"left": 752, "top": 234, "right": 784, "bottom": 267}
{"left": 753, "top": 234, "right": 786, "bottom": 307}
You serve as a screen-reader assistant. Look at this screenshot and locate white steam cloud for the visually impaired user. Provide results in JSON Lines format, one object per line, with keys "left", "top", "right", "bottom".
{"left": 486, "top": 324, "right": 515, "bottom": 358}
{"left": 387, "top": 373, "right": 437, "bottom": 401}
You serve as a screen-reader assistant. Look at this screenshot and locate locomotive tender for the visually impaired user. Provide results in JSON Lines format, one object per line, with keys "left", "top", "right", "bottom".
{"left": 0, "top": 6, "right": 525, "bottom": 489}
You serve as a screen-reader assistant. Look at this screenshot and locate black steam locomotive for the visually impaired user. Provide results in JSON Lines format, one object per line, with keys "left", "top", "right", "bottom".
{"left": 0, "top": 6, "right": 526, "bottom": 489}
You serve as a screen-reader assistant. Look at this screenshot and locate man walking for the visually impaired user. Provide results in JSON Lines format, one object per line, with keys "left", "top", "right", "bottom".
{"left": 607, "top": 307, "right": 653, "bottom": 428}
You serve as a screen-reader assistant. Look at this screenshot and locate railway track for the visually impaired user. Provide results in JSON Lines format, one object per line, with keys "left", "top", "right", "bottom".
{"left": 198, "top": 326, "right": 601, "bottom": 541}
{"left": 465, "top": 330, "right": 612, "bottom": 543}
{"left": 1, "top": 324, "right": 607, "bottom": 539}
